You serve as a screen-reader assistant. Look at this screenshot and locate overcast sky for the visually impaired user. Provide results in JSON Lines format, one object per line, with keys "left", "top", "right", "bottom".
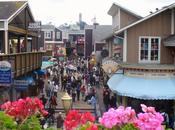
{"left": 20, "top": 0, "right": 175, "bottom": 26}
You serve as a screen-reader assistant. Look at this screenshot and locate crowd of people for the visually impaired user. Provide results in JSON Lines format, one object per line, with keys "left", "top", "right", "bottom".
{"left": 38, "top": 57, "right": 119, "bottom": 129}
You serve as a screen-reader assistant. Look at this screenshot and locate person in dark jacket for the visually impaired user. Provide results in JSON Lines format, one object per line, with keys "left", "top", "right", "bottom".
{"left": 56, "top": 112, "right": 64, "bottom": 129}
{"left": 103, "top": 87, "right": 110, "bottom": 111}
{"left": 40, "top": 94, "right": 47, "bottom": 108}
{"left": 110, "top": 93, "right": 117, "bottom": 108}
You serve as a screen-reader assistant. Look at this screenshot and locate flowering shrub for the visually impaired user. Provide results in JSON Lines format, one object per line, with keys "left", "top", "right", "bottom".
{"left": 99, "top": 106, "right": 136, "bottom": 129}
{"left": 64, "top": 110, "right": 95, "bottom": 130}
{"left": 0, "top": 97, "right": 49, "bottom": 130}
{"left": 1, "top": 97, "right": 48, "bottom": 121}
{"left": 64, "top": 104, "right": 164, "bottom": 130}
{"left": 134, "top": 104, "right": 164, "bottom": 130}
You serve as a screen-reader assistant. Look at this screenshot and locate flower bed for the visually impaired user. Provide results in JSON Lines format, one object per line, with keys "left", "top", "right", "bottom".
{"left": 0, "top": 97, "right": 52, "bottom": 130}
{"left": 64, "top": 104, "right": 165, "bottom": 130}
{"left": 0, "top": 99, "right": 169, "bottom": 130}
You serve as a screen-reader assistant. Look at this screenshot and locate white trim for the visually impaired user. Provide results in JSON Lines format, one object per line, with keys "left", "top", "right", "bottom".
{"left": 7, "top": 2, "right": 28, "bottom": 23}
{"left": 5, "top": 30, "right": 8, "bottom": 54}
{"left": 4, "top": 20, "right": 8, "bottom": 30}
{"left": 171, "top": 8, "right": 174, "bottom": 35}
{"left": 118, "top": 8, "right": 121, "bottom": 29}
{"left": 138, "top": 36, "right": 161, "bottom": 64}
{"left": 108, "top": 3, "right": 142, "bottom": 19}
{"left": 115, "top": 3, "right": 175, "bottom": 35}
{"left": 0, "top": 19, "right": 7, "bottom": 21}
{"left": 84, "top": 29, "right": 86, "bottom": 57}
{"left": 123, "top": 30, "right": 127, "bottom": 62}
{"left": 45, "top": 41, "right": 63, "bottom": 44}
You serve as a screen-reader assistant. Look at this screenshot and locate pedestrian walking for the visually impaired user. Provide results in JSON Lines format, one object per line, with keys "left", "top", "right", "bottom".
{"left": 76, "top": 83, "right": 81, "bottom": 101}
{"left": 80, "top": 85, "right": 86, "bottom": 100}
{"left": 53, "top": 84, "right": 59, "bottom": 97}
{"left": 72, "top": 88, "right": 76, "bottom": 102}
{"left": 88, "top": 95, "right": 97, "bottom": 117}
{"left": 40, "top": 94, "right": 47, "bottom": 108}
{"left": 50, "top": 95, "right": 57, "bottom": 109}
{"left": 56, "top": 112, "right": 64, "bottom": 129}
{"left": 110, "top": 93, "right": 117, "bottom": 108}
{"left": 103, "top": 87, "right": 110, "bottom": 111}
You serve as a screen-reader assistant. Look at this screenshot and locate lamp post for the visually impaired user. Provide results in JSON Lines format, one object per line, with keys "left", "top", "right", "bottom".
{"left": 61, "top": 92, "right": 72, "bottom": 114}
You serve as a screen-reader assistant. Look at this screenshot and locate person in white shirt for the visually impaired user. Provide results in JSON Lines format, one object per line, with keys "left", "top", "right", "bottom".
{"left": 53, "top": 84, "right": 59, "bottom": 97}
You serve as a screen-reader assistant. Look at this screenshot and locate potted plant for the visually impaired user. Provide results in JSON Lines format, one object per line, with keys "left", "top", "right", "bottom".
{"left": 0, "top": 97, "right": 54, "bottom": 130}
{"left": 64, "top": 104, "right": 164, "bottom": 130}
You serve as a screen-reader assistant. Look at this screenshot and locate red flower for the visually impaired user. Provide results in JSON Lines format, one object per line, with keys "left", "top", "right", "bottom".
{"left": 80, "top": 112, "right": 95, "bottom": 124}
{"left": 1, "top": 97, "right": 48, "bottom": 121}
{"left": 86, "top": 124, "right": 98, "bottom": 130}
{"left": 64, "top": 110, "right": 81, "bottom": 130}
{"left": 64, "top": 110, "right": 95, "bottom": 130}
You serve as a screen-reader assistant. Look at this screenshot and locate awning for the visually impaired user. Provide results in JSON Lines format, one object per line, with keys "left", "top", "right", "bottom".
{"left": 35, "top": 69, "right": 46, "bottom": 75}
{"left": 164, "top": 35, "right": 175, "bottom": 47}
{"left": 14, "top": 76, "right": 35, "bottom": 91}
{"left": 107, "top": 73, "right": 175, "bottom": 100}
{"left": 41, "top": 61, "right": 54, "bottom": 69}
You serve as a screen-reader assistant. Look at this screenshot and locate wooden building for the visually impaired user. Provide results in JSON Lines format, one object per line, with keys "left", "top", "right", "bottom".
{"left": 106, "top": 2, "right": 175, "bottom": 114}
{"left": 0, "top": 1, "right": 50, "bottom": 102}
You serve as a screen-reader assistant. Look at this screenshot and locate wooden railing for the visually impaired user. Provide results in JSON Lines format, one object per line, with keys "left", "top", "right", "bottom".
{"left": 48, "top": 107, "right": 95, "bottom": 114}
{"left": 44, "top": 50, "right": 53, "bottom": 57}
{"left": 0, "top": 51, "right": 46, "bottom": 78}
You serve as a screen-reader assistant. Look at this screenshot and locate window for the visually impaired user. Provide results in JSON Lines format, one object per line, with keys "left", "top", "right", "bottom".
{"left": 139, "top": 37, "right": 160, "bottom": 63}
{"left": 45, "top": 31, "right": 51, "bottom": 39}
{"left": 56, "top": 32, "right": 61, "bottom": 39}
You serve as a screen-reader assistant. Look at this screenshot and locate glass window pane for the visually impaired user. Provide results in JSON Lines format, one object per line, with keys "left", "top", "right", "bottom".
{"left": 140, "top": 38, "right": 149, "bottom": 61}
{"left": 0, "top": 21, "right": 4, "bottom": 28}
{"left": 150, "top": 38, "right": 159, "bottom": 61}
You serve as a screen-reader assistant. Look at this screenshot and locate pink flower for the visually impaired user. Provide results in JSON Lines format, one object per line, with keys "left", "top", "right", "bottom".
{"left": 141, "top": 104, "right": 156, "bottom": 113}
{"left": 134, "top": 104, "right": 164, "bottom": 130}
{"left": 99, "top": 107, "right": 136, "bottom": 128}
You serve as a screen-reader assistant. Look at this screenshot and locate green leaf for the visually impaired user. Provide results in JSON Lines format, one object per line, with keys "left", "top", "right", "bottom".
{"left": 121, "top": 124, "right": 139, "bottom": 130}
{"left": 0, "top": 111, "right": 17, "bottom": 129}
{"left": 18, "top": 115, "right": 42, "bottom": 130}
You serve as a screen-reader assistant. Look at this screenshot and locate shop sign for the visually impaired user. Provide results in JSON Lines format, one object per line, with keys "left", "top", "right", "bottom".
{"left": 0, "top": 61, "right": 12, "bottom": 86}
{"left": 28, "top": 21, "right": 41, "bottom": 31}
{"left": 102, "top": 60, "right": 119, "bottom": 75}
{"left": 14, "top": 80, "right": 28, "bottom": 86}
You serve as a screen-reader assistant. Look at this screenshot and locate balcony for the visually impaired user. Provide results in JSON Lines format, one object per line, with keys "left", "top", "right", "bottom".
{"left": 0, "top": 51, "right": 50, "bottom": 78}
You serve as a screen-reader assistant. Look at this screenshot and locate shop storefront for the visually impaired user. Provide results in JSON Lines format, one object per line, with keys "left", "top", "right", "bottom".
{"left": 107, "top": 64, "right": 175, "bottom": 114}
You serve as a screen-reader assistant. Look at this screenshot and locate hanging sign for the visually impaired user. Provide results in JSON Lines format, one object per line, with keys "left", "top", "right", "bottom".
{"left": 0, "top": 61, "right": 12, "bottom": 86}
{"left": 28, "top": 21, "right": 41, "bottom": 31}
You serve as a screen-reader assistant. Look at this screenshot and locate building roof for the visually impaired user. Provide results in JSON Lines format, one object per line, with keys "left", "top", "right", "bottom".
{"left": 108, "top": 2, "right": 142, "bottom": 19}
{"left": 41, "top": 24, "right": 56, "bottom": 30}
{"left": 85, "top": 25, "right": 113, "bottom": 43}
{"left": 164, "top": 35, "right": 175, "bottom": 47}
{"left": 68, "top": 29, "right": 84, "bottom": 35}
{"left": 0, "top": 1, "right": 27, "bottom": 20}
{"left": 108, "top": 72, "right": 175, "bottom": 100}
{"left": 115, "top": 2, "right": 175, "bottom": 34}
